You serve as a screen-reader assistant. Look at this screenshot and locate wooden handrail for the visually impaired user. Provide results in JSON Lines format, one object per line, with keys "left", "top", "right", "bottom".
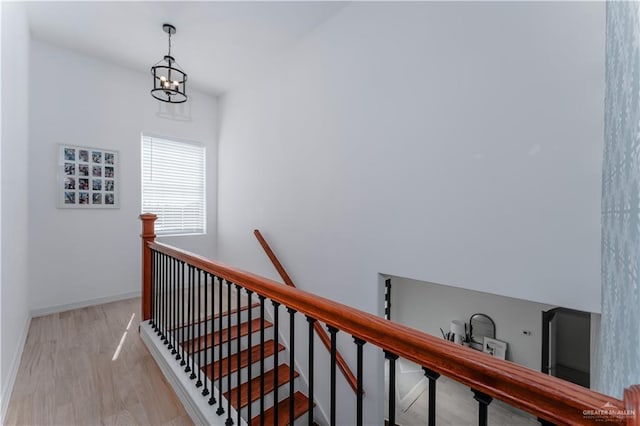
{"left": 625, "top": 386, "right": 640, "bottom": 426}
{"left": 253, "top": 229, "right": 360, "bottom": 396}
{"left": 144, "top": 239, "right": 639, "bottom": 425}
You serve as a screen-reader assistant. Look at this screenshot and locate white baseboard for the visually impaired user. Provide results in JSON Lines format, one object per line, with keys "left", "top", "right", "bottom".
{"left": 1, "top": 314, "right": 31, "bottom": 424}
{"left": 30, "top": 290, "right": 140, "bottom": 318}
{"left": 139, "top": 321, "right": 244, "bottom": 426}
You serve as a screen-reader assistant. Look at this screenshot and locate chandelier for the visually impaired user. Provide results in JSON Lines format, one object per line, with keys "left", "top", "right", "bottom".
{"left": 150, "top": 24, "right": 187, "bottom": 104}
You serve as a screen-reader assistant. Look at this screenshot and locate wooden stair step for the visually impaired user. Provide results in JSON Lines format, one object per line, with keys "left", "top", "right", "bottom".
{"left": 202, "top": 339, "right": 285, "bottom": 381}
{"left": 250, "top": 391, "right": 312, "bottom": 426}
{"left": 170, "top": 302, "right": 260, "bottom": 331}
{"left": 181, "top": 318, "right": 271, "bottom": 354}
{"left": 223, "top": 364, "right": 299, "bottom": 410}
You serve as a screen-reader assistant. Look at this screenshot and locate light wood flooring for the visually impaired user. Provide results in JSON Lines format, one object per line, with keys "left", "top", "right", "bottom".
{"left": 4, "top": 297, "right": 193, "bottom": 426}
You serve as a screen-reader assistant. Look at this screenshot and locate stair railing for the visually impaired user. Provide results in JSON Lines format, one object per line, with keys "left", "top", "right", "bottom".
{"left": 140, "top": 214, "right": 640, "bottom": 426}
{"left": 253, "top": 229, "right": 360, "bottom": 396}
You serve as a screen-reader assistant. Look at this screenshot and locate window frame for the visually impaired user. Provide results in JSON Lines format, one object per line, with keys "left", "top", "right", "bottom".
{"left": 141, "top": 133, "right": 207, "bottom": 237}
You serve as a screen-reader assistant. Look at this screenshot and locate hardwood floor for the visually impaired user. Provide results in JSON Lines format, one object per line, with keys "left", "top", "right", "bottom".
{"left": 4, "top": 297, "right": 193, "bottom": 426}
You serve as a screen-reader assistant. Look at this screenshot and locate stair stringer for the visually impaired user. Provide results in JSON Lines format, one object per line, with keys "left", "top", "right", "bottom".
{"left": 140, "top": 320, "right": 247, "bottom": 426}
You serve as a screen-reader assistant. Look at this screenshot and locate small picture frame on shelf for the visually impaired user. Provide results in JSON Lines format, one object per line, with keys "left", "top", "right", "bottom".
{"left": 57, "top": 144, "right": 119, "bottom": 209}
{"left": 483, "top": 337, "right": 507, "bottom": 360}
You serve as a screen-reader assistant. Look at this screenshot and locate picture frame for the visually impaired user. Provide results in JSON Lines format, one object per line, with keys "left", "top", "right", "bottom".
{"left": 483, "top": 337, "right": 507, "bottom": 360}
{"left": 57, "top": 144, "right": 119, "bottom": 209}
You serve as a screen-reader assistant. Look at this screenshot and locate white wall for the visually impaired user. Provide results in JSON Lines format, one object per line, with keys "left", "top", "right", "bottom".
{"left": 390, "top": 276, "right": 554, "bottom": 371}
{"left": 28, "top": 40, "right": 218, "bottom": 313}
{"left": 1, "top": 2, "right": 31, "bottom": 418}
{"left": 218, "top": 1, "right": 605, "bottom": 313}
{"left": 217, "top": 2, "right": 604, "bottom": 422}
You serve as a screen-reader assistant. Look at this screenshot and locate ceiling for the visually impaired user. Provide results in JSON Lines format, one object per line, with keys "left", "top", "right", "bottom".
{"left": 25, "top": 1, "right": 348, "bottom": 95}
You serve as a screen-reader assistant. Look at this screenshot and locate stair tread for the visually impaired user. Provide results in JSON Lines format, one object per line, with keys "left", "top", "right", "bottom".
{"left": 170, "top": 302, "right": 260, "bottom": 331}
{"left": 182, "top": 318, "right": 271, "bottom": 354}
{"left": 223, "top": 364, "right": 299, "bottom": 410}
{"left": 250, "top": 391, "right": 311, "bottom": 426}
{"left": 202, "top": 339, "right": 285, "bottom": 381}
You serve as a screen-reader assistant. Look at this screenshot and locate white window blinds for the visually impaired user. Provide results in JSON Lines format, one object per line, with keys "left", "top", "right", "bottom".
{"left": 142, "top": 135, "right": 206, "bottom": 235}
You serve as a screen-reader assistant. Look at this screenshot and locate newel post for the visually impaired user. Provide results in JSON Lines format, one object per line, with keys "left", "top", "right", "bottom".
{"left": 140, "top": 213, "right": 157, "bottom": 321}
{"left": 625, "top": 385, "right": 640, "bottom": 425}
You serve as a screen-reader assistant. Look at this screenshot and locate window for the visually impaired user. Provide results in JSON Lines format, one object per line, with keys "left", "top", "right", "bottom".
{"left": 141, "top": 134, "right": 206, "bottom": 236}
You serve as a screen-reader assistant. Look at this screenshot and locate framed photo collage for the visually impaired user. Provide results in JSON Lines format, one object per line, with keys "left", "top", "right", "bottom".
{"left": 58, "top": 144, "right": 119, "bottom": 209}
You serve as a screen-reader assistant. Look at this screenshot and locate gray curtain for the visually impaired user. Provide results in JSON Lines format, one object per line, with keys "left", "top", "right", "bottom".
{"left": 597, "top": 0, "right": 640, "bottom": 398}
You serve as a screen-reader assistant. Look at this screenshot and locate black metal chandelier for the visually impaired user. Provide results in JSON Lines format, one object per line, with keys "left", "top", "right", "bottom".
{"left": 150, "top": 24, "right": 187, "bottom": 104}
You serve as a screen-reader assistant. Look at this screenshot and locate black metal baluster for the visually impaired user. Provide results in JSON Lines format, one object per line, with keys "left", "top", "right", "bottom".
{"left": 157, "top": 252, "right": 161, "bottom": 332}
{"left": 196, "top": 269, "right": 203, "bottom": 387}
{"left": 202, "top": 272, "right": 209, "bottom": 396}
{"left": 385, "top": 278, "right": 392, "bottom": 320}
{"left": 180, "top": 262, "right": 186, "bottom": 366}
{"left": 185, "top": 265, "right": 196, "bottom": 380}
{"left": 156, "top": 251, "right": 160, "bottom": 330}
{"left": 258, "top": 295, "right": 266, "bottom": 426}
{"left": 159, "top": 253, "right": 164, "bottom": 338}
{"left": 191, "top": 266, "right": 198, "bottom": 379}
{"left": 288, "top": 307, "right": 296, "bottom": 425}
{"left": 185, "top": 266, "right": 193, "bottom": 374}
{"left": 161, "top": 253, "right": 167, "bottom": 337}
{"left": 150, "top": 251, "right": 155, "bottom": 330}
{"left": 173, "top": 258, "right": 178, "bottom": 355}
{"left": 168, "top": 258, "right": 175, "bottom": 352}
{"left": 272, "top": 301, "right": 280, "bottom": 425}
{"left": 158, "top": 252, "right": 162, "bottom": 333}
{"left": 176, "top": 261, "right": 183, "bottom": 361}
{"left": 150, "top": 250, "right": 155, "bottom": 329}
{"left": 472, "top": 389, "right": 492, "bottom": 426}
{"left": 353, "top": 337, "right": 366, "bottom": 426}
{"left": 217, "top": 277, "right": 225, "bottom": 416}
{"left": 155, "top": 252, "right": 160, "bottom": 334}
{"left": 306, "top": 317, "right": 316, "bottom": 426}
{"left": 246, "top": 290, "right": 253, "bottom": 421}
{"left": 327, "top": 326, "right": 338, "bottom": 426}
{"left": 235, "top": 284, "right": 242, "bottom": 426}
{"left": 163, "top": 254, "right": 169, "bottom": 345}
{"left": 226, "top": 280, "right": 234, "bottom": 426}
{"left": 154, "top": 251, "right": 159, "bottom": 330}
{"left": 184, "top": 266, "right": 190, "bottom": 372}
{"left": 161, "top": 254, "right": 165, "bottom": 341}
{"left": 385, "top": 351, "right": 399, "bottom": 426}
{"left": 190, "top": 266, "right": 197, "bottom": 379}
{"left": 422, "top": 367, "right": 440, "bottom": 426}
{"left": 208, "top": 273, "right": 216, "bottom": 405}
{"left": 160, "top": 254, "right": 165, "bottom": 339}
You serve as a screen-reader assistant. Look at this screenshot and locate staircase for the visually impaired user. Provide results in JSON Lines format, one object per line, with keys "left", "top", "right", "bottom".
{"left": 175, "top": 292, "right": 316, "bottom": 425}
{"left": 141, "top": 216, "right": 640, "bottom": 426}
